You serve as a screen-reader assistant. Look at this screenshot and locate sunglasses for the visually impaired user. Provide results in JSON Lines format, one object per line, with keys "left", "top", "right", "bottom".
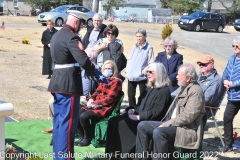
{"left": 107, "top": 32, "right": 115, "bottom": 36}
{"left": 198, "top": 63, "right": 210, "bottom": 67}
{"left": 232, "top": 45, "right": 239, "bottom": 48}
{"left": 147, "top": 70, "right": 154, "bottom": 74}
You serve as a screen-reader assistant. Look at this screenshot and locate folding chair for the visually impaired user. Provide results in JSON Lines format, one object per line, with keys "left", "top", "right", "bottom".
{"left": 91, "top": 91, "right": 124, "bottom": 148}
{"left": 205, "top": 105, "right": 225, "bottom": 147}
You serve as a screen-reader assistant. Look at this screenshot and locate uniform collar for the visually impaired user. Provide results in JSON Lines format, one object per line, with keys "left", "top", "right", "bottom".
{"left": 63, "top": 24, "right": 76, "bottom": 33}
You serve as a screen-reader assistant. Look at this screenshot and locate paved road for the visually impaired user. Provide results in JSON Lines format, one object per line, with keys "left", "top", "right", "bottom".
{"left": 120, "top": 27, "right": 239, "bottom": 61}
{"left": 8, "top": 24, "right": 239, "bottom": 61}
{"left": 171, "top": 30, "right": 239, "bottom": 61}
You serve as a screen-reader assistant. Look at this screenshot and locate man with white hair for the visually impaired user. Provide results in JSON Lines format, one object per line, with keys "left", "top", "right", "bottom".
{"left": 48, "top": 10, "right": 95, "bottom": 160}
{"left": 134, "top": 64, "right": 205, "bottom": 160}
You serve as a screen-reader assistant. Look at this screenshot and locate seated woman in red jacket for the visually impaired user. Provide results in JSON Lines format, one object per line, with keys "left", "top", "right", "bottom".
{"left": 75, "top": 60, "right": 123, "bottom": 146}
{"left": 105, "top": 62, "right": 172, "bottom": 158}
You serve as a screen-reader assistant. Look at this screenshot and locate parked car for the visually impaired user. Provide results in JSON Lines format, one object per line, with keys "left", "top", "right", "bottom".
{"left": 178, "top": 11, "right": 226, "bottom": 32}
{"left": 234, "top": 19, "right": 240, "bottom": 31}
{"left": 38, "top": 5, "right": 95, "bottom": 27}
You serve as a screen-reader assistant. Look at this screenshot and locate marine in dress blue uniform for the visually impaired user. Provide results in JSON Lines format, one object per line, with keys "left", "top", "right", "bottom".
{"left": 48, "top": 10, "right": 95, "bottom": 160}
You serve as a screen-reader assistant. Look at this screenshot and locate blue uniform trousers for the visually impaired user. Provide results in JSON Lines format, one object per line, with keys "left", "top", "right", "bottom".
{"left": 52, "top": 93, "right": 80, "bottom": 160}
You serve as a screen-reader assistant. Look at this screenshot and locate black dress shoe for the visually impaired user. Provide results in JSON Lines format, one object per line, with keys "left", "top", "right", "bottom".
{"left": 46, "top": 76, "right": 51, "bottom": 79}
{"left": 78, "top": 138, "right": 91, "bottom": 146}
{"left": 234, "top": 148, "right": 240, "bottom": 154}
{"left": 218, "top": 145, "right": 233, "bottom": 152}
{"left": 74, "top": 137, "right": 83, "bottom": 146}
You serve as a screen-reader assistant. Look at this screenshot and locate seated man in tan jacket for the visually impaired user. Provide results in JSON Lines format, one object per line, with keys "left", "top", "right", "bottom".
{"left": 133, "top": 64, "right": 205, "bottom": 160}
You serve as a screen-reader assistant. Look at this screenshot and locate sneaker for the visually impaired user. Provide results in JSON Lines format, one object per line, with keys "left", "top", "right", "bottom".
{"left": 234, "top": 148, "right": 240, "bottom": 154}
{"left": 218, "top": 145, "right": 233, "bottom": 152}
{"left": 78, "top": 138, "right": 91, "bottom": 146}
{"left": 74, "top": 137, "right": 83, "bottom": 146}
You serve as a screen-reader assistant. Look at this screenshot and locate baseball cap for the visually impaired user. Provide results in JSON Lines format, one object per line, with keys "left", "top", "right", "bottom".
{"left": 67, "top": 10, "right": 89, "bottom": 21}
{"left": 197, "top": 55, "right": 214, "bottom": 64}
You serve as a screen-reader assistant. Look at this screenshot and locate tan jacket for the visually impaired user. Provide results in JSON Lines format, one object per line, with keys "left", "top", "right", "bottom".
{"left": 161, "top": 83, "right": 205, "bottom": 149}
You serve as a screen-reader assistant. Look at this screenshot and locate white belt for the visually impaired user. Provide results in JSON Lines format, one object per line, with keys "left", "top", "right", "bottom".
{"left": 54, "top": 63, "right": 80, "bottom": 69}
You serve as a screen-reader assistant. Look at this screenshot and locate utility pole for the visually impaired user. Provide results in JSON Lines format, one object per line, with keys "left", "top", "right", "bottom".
{"left": 92, "top": 0, "right": 99, "bottom": 12}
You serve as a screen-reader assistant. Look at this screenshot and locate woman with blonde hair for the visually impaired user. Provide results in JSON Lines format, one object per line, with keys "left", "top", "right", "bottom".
{"left": 75, "top": 60, "right": 124, "bottom": 146}
{"left": 41, "top": 19, "right": 57, "bottom": 79}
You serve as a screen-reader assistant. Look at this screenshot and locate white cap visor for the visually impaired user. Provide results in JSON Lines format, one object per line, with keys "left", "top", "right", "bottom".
{"left": 67, "top": 10, "right": 90, "bottom": 21}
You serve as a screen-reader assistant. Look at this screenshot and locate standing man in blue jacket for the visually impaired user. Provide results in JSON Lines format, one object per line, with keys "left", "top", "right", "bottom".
{"left": 219, "top": 35, "right": 240, "bottom": 153}
{"left": 48, "top": 10, "right": 95, "bottom": 160}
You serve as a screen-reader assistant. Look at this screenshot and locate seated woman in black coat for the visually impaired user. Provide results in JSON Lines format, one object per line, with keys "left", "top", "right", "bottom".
{"left": 105, "top": 62, "right": 172, "bottom": 159}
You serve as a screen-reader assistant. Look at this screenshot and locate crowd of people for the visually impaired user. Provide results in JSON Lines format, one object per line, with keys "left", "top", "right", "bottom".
{"left": 41, "top": 10, "right": 240, "bottom": 160}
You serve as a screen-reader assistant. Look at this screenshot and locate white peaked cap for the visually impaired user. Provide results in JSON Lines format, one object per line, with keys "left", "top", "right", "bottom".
{"left": 67, "top": 10, "right": 90, "bottom": 20}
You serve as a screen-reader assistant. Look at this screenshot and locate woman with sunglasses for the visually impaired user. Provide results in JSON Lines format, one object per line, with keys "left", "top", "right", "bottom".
{"left": 155, "top": 36, "right": 183, "bottom": 93}
{"left": 105, "top": 62, "right": 172, "bottom": 159}
{"left": 74, "top": 60, "right": 124, "bottom": 147}
{"left": 219, "top": 35, "right": 240, "bottom": 154}
{"left": 94, "top": 24, "right": 125, "bottom": 71}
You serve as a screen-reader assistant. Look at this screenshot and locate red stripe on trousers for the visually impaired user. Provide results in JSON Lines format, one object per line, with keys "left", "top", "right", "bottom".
{"left": 67, "top": 95, "right": 75, "bottom": 160}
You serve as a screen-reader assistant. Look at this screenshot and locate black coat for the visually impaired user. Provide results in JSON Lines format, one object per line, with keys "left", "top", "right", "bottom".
{"left": 155, "top": 50, "right": 183, "bottom": 93}
{"left": 82, "top": 24, "right": 107, "bottom": 49}
{"left": 48, "top": 25, "right": 95, "bottom": 95}
{"left": 105, "top": 86, "right": 171, "bottom": 154}
{"left": 41, "top": 27, "right": 57, "bottom": 75}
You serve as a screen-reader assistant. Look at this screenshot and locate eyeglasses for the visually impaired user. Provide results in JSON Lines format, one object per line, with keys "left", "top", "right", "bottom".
{"left": 147, "top": 70, "right": 154, "bottom": 74}
{"left": 232, "top": 45, "right": 239, "bottom": 49}
{"left": 107, "top": 32, "right": 115, "bottom": 36}
{"left": 198, "top": 63, "right": 210, "bottom": 67}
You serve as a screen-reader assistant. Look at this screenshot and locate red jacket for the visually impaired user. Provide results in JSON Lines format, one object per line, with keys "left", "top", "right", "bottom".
{"left": 82, "top": 74, "right": 123, "bottom": 118}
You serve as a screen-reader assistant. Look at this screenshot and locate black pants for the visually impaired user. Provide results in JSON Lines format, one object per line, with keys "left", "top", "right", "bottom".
{"left": 105, "top": 113, "right": 140, "bottom": 156}
{"left": 135, "top": 121, "right": 177, "bottom": 160}
{"left": 223, "top": 100, "right": 240, "bottom": 146}
{"left": 128, "top": 80, "right": 147, "bottom": 107}
{"left": 76, "top": 109, "right": 99, "bottom": 139}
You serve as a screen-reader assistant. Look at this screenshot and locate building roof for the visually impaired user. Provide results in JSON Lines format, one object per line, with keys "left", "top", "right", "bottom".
{"left": 124, "top": 0, "right": 156, "bottom": 5}
{"left": 101, "top": 0, "right": 157, "bottom": 6}
{"left": 203, "top": 0, "right": 232, "bottom": 10}
{"left": 152, "top": 8, "right": 172, "bottom": 16}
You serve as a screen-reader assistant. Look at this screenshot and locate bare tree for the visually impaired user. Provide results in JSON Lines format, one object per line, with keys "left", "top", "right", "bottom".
{"left": 218, "top": 0, "right": 240, "bottom": 13}
{"left": 218, "top": 0, "right": 240, "bottom": 23}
